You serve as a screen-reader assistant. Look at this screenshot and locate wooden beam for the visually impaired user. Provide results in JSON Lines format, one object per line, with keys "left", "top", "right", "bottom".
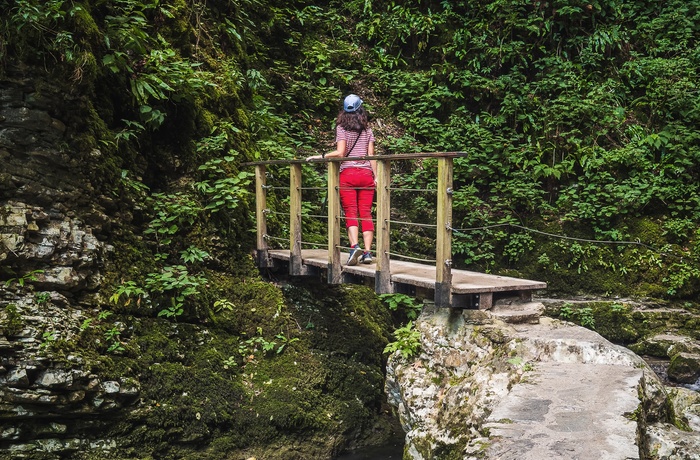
{"left": 375, "top": 157, "right": 392, "bottom": 294}
{"left": 289, "top": 163, "right": 303, "bottom": 275}
{"left": 255, "top": 164, "right": 273, "bottom": 267}
{"left": 327, "top": 161, "right": 342, "bottom": 283}
{"left": 435, "top": 157, "right": 453, "bottom": 307}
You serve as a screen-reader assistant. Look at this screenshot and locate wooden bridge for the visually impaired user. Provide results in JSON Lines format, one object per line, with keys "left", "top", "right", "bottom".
{"left": 248, "top": 153, "right": 546, "bottom": 309}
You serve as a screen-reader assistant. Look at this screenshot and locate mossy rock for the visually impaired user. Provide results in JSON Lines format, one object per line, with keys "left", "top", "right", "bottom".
{"left": 667, "top": 353, "right": 700, "bottom": 384}
{"left": 77, "top": 279, "right": 397, "bottom": 459}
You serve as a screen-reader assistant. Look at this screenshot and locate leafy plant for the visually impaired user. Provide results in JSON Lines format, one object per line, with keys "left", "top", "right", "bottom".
{"left": 39, "top": 330, "right": 56, "bottom": 349}
{"left": 223, "top": 355, "right": 238, "bottom": 368}
{"left": 213, "top": 299, "right": 235, "bottom": 312}
{"left": 4, "top": 270, "right": 44, "bottom": 288}
{"left": 3, "top": 304, "right": 23, "bottom": 336}
{"left": 34, "top": 292, "right": 51, "bottom": 304}
{"left": 274, "top": 332, "right": 299, "bottom": 354}
{"left": 577, "top": 307, "right": 596, "bottom": 329}
{"left": 379, "top": 293, "right": 423, "bottom": 320}
{"left": 180, "top": 246, "right": 210, "bottom": 264}
{"left": 104, "top": 326, "right": 125, "bottom": 353}
{"left": 145, "top": 265, "right": 206, "bottom": 319}
{"left": 144, "top": 192, "right": 203, "bottom": 247}
{"left": 3, "top": 0, "right": 83, "bottom": 66}
{"left": 610, "top": 303, "right": 627, "bottom": 314}
{"left": 384, "top": 321, "right": 421, "bottom": 359}
{"left": 508, "top": 357, "right": 534, "bottom": 372}
{"left": 110, "top": 281, "right": 147, "bottom": 307}
{"left": 194, "top": 164, "right": 253, "bottom": 214}
{"left": 559, "top": 304, "right": 574, "bottom": 320}
{"left": 102, "top": 0, "right": 214, "bottom": 129}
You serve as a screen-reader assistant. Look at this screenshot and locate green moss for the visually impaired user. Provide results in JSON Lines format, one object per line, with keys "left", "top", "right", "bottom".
{"left": 410, "top": 435, "right": 468, "bottom": 460}
{"left": 585, "top": 301, "right": 640, "bottom": 344}
{"left": 57, "top": 277, "right": 397, "bottom": 459}
{"left": 2, "top": 303, "right": 23, "bottom": 336}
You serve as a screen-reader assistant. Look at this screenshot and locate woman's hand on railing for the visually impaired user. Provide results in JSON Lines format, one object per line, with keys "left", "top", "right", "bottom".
{"left": 306, "top": 154, "right": 323, "bottom": 161}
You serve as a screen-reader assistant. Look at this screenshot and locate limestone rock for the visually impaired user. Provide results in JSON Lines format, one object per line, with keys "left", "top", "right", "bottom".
{"left": 386, "top": 307, "right": 700, "bottom": 460}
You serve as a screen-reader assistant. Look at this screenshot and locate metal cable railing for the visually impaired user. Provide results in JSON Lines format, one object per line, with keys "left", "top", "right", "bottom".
{"left": 249, "top": 154, "right": 663, "bottom": 308}
{"left": 259, "top": 164, "right": 660, "bottom": 269}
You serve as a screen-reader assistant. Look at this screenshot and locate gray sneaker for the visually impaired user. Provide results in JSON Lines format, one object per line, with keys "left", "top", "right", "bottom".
{"left": 360, "top": 252, "right": 373, "bottom": 264}
{"left": 347, "top": 245, "right": 362, "bottom": 266}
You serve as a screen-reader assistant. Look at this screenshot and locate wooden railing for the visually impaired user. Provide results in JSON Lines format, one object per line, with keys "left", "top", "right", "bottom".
{"left": 247, "top": 153, "right": 466, "bottom": 307}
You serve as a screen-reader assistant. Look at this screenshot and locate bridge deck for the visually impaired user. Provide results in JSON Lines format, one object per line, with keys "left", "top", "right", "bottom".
{"left": 268, "top": 249, "right": 547, "bottom": 309}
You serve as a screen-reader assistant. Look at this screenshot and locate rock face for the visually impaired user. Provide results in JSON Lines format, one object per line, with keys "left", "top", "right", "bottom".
{"left": 386, "top": 303, "right": 700, "bottom": 459}
{"left": 0, "top": 76, "right": 130, "bottom": 457}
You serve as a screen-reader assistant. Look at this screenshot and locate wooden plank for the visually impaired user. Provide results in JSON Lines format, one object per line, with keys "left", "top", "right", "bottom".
{"left": 267, "top": 250, "right": 547, "bottom": 301}
{"left": 375, "top": 158, "right": 392, "bottom": 294}
{"left": 289, "top": 163, "right": 304, "bottom": 275}
{"left": 435, "top": 157, "right": 453, "bottom": 307}
{"left": 255, "top": 165, "right": 273, "bottom": 267}
{"left": 327, "top": 161, "right": 342, "bottom": 284}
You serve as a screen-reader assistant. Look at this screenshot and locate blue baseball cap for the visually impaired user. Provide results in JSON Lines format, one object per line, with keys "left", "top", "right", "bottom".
{"left": 343, "top": 94, "right": 363, "bottom": 113}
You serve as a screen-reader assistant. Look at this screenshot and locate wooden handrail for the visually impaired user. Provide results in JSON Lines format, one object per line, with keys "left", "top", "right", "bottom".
{"left": 250, "top": 154, "right": 459, "bottom": 307}
{"left": 242, "top": 151, "right": 467, "bottom": 167}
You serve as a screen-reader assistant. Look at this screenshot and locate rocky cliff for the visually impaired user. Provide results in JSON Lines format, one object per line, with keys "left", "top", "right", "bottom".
{"left": 0, "top": 72, "right": 397, "bottom": 459}
{"left": 387, "top": 302, "right": 700, "bottom": 459}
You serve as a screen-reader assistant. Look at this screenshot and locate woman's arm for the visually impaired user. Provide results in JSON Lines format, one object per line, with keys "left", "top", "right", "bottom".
{"left": 368, "top": 141, "right": 377, "bottom": 180}
{"left": 306, "top": 140, "right": 346, "bottom": 161}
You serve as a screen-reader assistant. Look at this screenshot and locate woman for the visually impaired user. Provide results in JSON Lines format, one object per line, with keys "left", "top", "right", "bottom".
{"left": 307, "top": 94, "right": 376, "bottom": 266}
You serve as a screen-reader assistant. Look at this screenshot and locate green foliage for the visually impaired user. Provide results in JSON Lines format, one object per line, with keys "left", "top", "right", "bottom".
{"left": 2, "top": 304, "right": 23, "bottom": 336}
{"left": 559, "top": 304, "right": 574, "bottom": 320}
{"left": 578, "top": 307, "right": 596, "bottom": 329}
{"left": 213, "top": 299, "right": 235, "bottom": 312}
{"left": 2, "top": 0, "right": 83, "bottom": 67}
{"left": 610, "top": 303, "right": 627, "bottom": 314}
{"left": 195, "top": 161, "right": 253, "bottom": 214}
{"left": 101, "top": 0, "right": 215, "bottom": 129}
{"left": 144, "top": 192, "right": 202, "bottom": 248}
{"left": 145, "top": 265, "right": 207, "bottom": 319}
{"left": 110, "top": 281, "right": 147, "bottom": 307}
{"left": 179, "top": 246, "right": 210, "bottom": 264}
{"left": 508, "top": 357, "right": 534, "bottom": 372}
{"left": 384, "top": 321, "right": 421, "bottom": 359}
{"left": 379, "top": 293, "right": 423, "bottom": 320}
{"left": 4, "top": 270, "right": 44, "bottom": 289}
{"left": 104, "top": 326, "right": 125, "bottom": 353}
{"left": 558, "top": 303, "right": 595, "bottom": 330}
{"left": 34, "top": 292, "right": 51, "bottom": 305}
{"left": 39, "top": 330, "right": 56, "bottom": 349}
{"left": 236, "top": 327, "right": 298, "bottom": 363}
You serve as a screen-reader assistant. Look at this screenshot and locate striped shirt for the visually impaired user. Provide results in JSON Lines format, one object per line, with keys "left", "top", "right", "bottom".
{"left": 336, "top": 126, "right": 375, "bottom": 172}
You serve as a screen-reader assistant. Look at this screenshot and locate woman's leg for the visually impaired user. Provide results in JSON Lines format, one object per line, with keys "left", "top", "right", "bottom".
{"left": 347, "top": 226, "right": 359, "bottom": 247}
{"left": 362, "top": 230, "right": 373, "bottom": 253}
{"left": 356, "top": 169, "right": 376, "bottom": 253}
{"left": 339, "top": 169, "right": 363, "bottom": 265}
{"left": 339, "top": 170, "right": 359, "bottom": 240}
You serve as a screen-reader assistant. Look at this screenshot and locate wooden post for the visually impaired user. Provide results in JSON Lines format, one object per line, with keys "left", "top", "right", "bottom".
{"left": 327, "top": 161, "right": 342, "bottom": 283}
{"left": 435, "top": 156, "right": 453, "bottom": 307}
{"left": 255, "top": 164, "right": 272, "bottom": 267}
{"left": 375, "top": 157, "right": 391, "bottom": 294}
{"left": 289, "top": 162, "right": 304, "bottom": 275}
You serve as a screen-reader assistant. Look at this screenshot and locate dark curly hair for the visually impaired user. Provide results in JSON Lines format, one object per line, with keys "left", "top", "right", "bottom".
{"left": 336, "top": 106, "right": 369, "bottom": 132}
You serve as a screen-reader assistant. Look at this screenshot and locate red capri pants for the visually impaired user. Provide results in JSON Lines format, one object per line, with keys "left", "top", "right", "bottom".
{"left": 339, "top": 167, "right": 375, "bottom": 232}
